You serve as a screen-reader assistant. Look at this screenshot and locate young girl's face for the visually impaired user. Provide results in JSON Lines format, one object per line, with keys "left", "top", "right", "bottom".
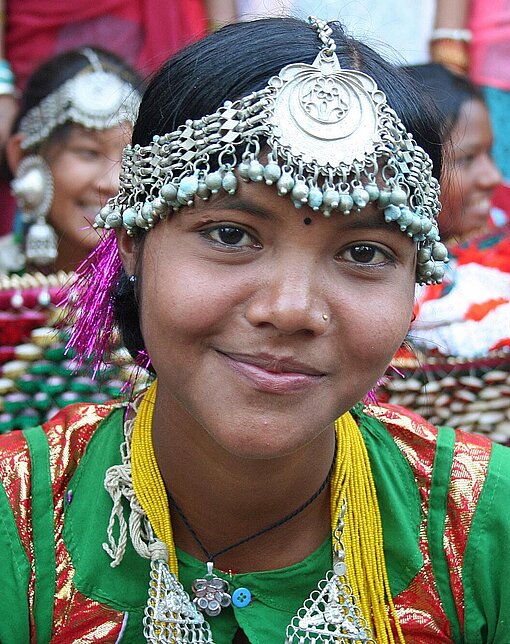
{"left": 45, "top": 123, "right": 129, "bottom": 258}
{"left": 440, "top": 98, "right": 501, "bottom": 242}
{"left": 124, "top": 179, "right": 416, "bottom": 459}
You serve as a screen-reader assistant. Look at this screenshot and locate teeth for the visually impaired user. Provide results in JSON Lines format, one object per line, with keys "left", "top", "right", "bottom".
{"left": 473, "top": 198, "right": 490, "bottom": 210}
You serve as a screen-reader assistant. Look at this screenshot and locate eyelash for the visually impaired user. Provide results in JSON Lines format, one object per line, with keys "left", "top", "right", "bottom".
{"left": 202, "top": 225, "right": 395, "bottom": 267}
{"left": 337, "top": 243, "right": 395, "bottom": 267}
{"left": 201, "top": 224, "right": 261, "bottom": 249}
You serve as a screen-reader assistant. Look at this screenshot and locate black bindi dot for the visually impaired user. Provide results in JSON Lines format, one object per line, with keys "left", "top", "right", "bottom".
{"left": 303, "top": 217, "right": 312, "bottom": 226}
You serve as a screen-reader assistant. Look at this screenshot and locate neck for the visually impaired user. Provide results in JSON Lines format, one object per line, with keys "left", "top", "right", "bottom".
{"left": 151, "top": 389, "right": 336, "bottom": 572}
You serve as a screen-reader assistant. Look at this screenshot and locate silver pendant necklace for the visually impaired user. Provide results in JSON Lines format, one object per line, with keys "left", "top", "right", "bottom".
{"left": 141, "top": 502, "right": 375, "bottom": 643}
{"left": 165, "top": 450, "right": 336, "bottom": 617}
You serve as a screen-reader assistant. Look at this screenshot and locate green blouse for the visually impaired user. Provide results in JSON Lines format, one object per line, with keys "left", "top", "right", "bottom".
{"left": 1, "top": 404, "right": 510, "bottom": 642}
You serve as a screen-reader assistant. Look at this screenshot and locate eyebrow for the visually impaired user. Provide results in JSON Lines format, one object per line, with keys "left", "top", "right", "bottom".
{"left": 205, "top": 193, "right": 397, "bottom": 232}
{"left": 206, "top": 195, "right": 274, "bottom": 220}
{"left": 336, "top": 209, "right": 395, "bottom": 232}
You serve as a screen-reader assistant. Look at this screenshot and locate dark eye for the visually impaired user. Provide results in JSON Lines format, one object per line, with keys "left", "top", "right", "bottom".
{"left": 205, "top": 225, "right": 258, "bottom": 248}
{"left": 338, "top": 244, "right": 392, "bottom": 265}
{"left": 455, "top": 154, "right": 475, "bottom": 167}
{"left": 73, "top": 147, "right": 100, "bottom": 160}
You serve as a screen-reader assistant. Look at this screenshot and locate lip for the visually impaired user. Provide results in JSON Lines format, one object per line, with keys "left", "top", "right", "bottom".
{"left": 217, "top": 350, "right": 325, "bottom": 394}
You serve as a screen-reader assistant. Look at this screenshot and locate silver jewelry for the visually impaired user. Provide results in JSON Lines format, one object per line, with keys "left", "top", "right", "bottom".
{"left": 11, "top": 155, "right": 58, "bottom": 266}
{"left": 25, "top": 217, "right": 58, "bottom": 267}
{"left": 11, "top": 155, "right": 54, "bottom": 222}
{"left": 104, "top": 402, "right": 375, "bottom": 644}
{"left": 322, "top": 313, "right": 329, "bottom": 321}
{"left": 192, "top": 561, "right": 232, "bottom": 617}
{"left": 94, "top": 16, "right": 448, "bottom": 285}
{"left": 144, "top": 540, "right": 213, "bottom": 643}
{"left": 429, "top": 28, "right": 472, "bottom": 42}
{"left": 19, "top": 48, "right": 141, "bottom": 150}
{"left": 286, "top": 502, "right": 375, "bottom": 643}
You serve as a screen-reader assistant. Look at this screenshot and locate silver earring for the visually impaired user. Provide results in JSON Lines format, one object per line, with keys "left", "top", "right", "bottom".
{"left": 321, "top": 313, "right": 329, "bottom": 321}
{"left": 129, "top": 275, "right": 137, "bottom": 283}
{"left": 11, "top": 155, "right": 57, "bottom": 267}
{"left": 11, "top": 155, "right": 54, "bottom": 221}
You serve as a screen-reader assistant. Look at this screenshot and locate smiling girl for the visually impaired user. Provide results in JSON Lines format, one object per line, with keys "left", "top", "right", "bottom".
{"left": 2, "top": 46, "right": 142, "bottom": 274}
{"left": 0, "top": 48, "right": 144, "bottom": 431}
{"left": 0, "top": 17, "right": 508, "bottom": 644}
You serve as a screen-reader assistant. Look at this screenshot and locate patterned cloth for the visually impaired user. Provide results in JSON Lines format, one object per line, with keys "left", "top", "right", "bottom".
{"left": 0, "top": 401, "right": 509, "bottom": 641}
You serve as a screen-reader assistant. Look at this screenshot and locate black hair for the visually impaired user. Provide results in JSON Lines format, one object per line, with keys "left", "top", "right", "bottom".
{"left": 402, "top": 63, "right": 485, "bottom": 140}
{"left": 116, "top": 17, "right": 444, "bottom": 361}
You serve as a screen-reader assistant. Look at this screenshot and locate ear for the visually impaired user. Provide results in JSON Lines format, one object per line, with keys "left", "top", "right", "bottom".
{"left": 116, "top": 228, "right": 139, "bottom": 276}
{"left": 6, "top": 133, "right": 27, "bottom": 175}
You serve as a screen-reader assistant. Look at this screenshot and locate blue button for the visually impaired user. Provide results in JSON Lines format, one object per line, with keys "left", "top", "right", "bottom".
{"left": 232, "top": 587, "right": 252, "bottom": 608}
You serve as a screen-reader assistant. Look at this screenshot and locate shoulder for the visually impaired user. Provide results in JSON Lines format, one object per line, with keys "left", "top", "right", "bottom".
{"left": 40, "top": 400, "right": 122, "bottom": 456}
{"left": 364, "top": 402, "right": 496, "bottom": 496}
{"left": 365, "top": 401, "right": 494, "bottom": 454}
{"left": 0, "top": 401, "right": 121, "bottom": 513}
{"left": 0, "top": 401, "right": 120, "bottom": 461}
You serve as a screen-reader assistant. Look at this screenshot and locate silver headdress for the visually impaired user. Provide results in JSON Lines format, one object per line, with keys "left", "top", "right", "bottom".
{"left": 94, "top": 18, "right": 447, "bottom": 284}
{"left": 19, "top": 47, "right": 141, "bottom": 150}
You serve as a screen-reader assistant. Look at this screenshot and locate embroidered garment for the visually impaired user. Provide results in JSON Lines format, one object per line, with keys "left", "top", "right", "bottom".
{"left": 0, "top": 402, "right": 509, "bottom": 642}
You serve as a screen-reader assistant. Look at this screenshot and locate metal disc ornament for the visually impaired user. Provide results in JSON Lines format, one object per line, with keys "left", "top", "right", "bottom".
{"left": 269, "top": 50, "right": 382, "bottom": 167}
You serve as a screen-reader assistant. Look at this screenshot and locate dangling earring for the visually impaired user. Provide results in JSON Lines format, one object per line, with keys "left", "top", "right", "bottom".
{"left": 11, "top": 155, "right": 57, "bottom": 267}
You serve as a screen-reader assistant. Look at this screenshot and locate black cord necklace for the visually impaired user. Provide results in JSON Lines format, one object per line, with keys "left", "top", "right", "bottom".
{"left": 166, "top": 444, "right": 337, "bottom": 617}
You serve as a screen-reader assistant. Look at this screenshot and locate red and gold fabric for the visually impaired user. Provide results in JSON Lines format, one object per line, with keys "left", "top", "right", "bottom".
{"left": 0, "top": 402, "right": 509, "bottom": 642}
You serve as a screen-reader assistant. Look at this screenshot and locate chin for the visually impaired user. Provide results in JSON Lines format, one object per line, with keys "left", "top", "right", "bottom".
{"left": 212, "top": 424, "right": 322, "bottom": 461}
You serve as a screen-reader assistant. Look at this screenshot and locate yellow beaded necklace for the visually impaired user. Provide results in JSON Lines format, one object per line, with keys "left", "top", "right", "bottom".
{"left": 131, "top": 380, "right": 404, "bottom": 643}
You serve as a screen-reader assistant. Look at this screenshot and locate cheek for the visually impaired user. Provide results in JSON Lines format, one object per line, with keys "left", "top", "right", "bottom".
{"left": 49, "top": 164, "right": 83, "bottom": 217}
{"left": 137, "top": 247, "right": 239, "bottom": 350}
{"left": 440, "top": 169, "right": 467, "bottom": 236}
{"left": 346, "top": 281, "right": 414, "bottom": 361}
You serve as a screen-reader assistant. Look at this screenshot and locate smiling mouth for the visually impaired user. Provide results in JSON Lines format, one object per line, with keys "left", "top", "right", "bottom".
{"left": 217, "top": 350, "right": 325, "bottom": 394}
{"left": 469, "top": 197, "right": 491, "bottom": 214}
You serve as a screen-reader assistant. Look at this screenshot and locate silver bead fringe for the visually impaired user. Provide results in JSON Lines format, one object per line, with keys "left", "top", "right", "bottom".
{"left": 94, "top": 18, "right": 447, "bottom": 284}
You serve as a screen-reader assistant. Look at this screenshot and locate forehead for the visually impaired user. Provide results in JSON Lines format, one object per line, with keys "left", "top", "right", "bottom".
{"left": 47, "top": 122, "right": 131, "bottom": 150}
{"left": 451, "top": 99, "right": 492, "bottom": 148}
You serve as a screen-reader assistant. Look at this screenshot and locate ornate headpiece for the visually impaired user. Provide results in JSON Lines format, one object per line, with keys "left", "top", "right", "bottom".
{"left": 67, "top": 17, "right": 449, "bottom": 372}
{"left": 19, "top": 48, "right": 141, "bottom": 150}
{"left": 94, "top": 18, "right": 447, "bottom": 284}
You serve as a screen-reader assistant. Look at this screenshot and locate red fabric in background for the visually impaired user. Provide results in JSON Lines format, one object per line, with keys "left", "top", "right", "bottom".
{"left": 0, "top": 186, "right": 15, "bottom": 237}
{"left": 491, "top": 183, "right": 510, "bottom": 215}
{"left": 5, "top": 0, "right": 207, "bottom": 89}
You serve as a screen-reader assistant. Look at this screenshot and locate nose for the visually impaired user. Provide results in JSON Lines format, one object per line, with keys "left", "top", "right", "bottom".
{"left": 479, "top": 153, "right": 502, "bottom": 191}
{"left": 96, "top": 158, "right": 120, "bottom": 202}
{"left": 244, "top": 255, "right": 330, "bottom": 336}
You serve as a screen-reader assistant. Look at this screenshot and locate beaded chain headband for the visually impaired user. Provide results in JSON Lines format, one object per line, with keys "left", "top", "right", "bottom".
{"left": 67, "top": 17, "right": 449, "bottom": 371}
{"left": 94, "top": 17, "right": 448, "bottom": 284}
{"left": 19, "top": 48, "right": 142, "bottom": 150}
